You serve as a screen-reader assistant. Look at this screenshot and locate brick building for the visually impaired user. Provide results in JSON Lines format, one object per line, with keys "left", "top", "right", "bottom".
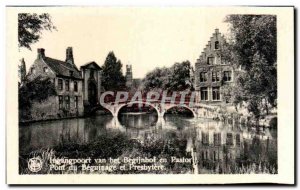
{"left": 25, "top": 47, "right": 101, "bottom": 121}
{"left": 194, "top": 29, "right": 235, "bottom": 104}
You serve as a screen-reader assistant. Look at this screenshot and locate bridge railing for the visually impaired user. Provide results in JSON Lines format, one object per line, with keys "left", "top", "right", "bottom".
{"left": 102, "top": 91, "right": 196, "bottom": 106}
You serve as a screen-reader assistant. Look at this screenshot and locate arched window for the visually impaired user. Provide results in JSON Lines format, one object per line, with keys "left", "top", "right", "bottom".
{"left": 65, "top": 80, "right": 70, "bottom": 91}
{"left": 215, "top": 41, "right": 219, "bottom": 49}
{"left": 90, "top": 70, "right": 94, "bottom": 78}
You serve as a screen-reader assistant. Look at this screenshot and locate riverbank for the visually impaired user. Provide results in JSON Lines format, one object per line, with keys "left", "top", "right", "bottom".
{"left": 19, "top": 131, "right": 193, "bottom": 174}
{"left": 217, "top": 104, "right": 277, "bottom": 128}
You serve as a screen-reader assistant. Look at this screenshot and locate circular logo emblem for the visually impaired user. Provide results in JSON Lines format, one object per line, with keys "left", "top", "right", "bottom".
{"left": 28, "top": 157, "right": 43, "bottom": 173}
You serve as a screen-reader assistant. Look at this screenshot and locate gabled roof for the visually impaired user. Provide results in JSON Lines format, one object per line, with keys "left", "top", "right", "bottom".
{"left": 80, "top": 61, "right": 102, "bottom": 70}
{"left": 43, "top": 57, "right": 82, "bottom": 79}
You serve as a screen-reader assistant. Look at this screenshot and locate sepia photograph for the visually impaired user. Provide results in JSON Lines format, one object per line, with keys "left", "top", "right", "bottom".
{"left": 5, "top": 6, "right": 294, "bottom": 184}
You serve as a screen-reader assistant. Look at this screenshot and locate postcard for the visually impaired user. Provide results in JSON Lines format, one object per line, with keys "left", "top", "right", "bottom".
{"left": 6, "top": 6, "right": 294, "bottom": 184}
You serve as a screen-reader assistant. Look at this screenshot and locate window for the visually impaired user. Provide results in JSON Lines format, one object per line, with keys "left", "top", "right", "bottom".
{"left": 226, "top": 133, "right": 233, "bottom": 146}
{"left": 202, "top": 151, "right": 209, "bottom": 160}
{"left": 214, "top": 133, "right": 221, "bottom": 146}
{"left": 223, "top": 71, "right": 232, "bottom": 82}
{"left": 201, "top": 151, "right": 205, "bottom": 160}
{"left": 90, "top": 70, "right": 94, "bottom": 78}
{"left": 59, "top": 96, "right": 63, "bottom": 110}
{"left": 200, "top": 72, "right": 208, "bottom": 82}
{"left": 215, "top": 41, "right": 219, "bottom": 49}
{"left": 202, "top": 132, "right": 209, "bottom": 145}
{"left": 236, "top": 134, "right": 241, "bottom": 146}
{"left": 58, "top": 79, "right": 63, "bottom": 90}
{"left": 212, "top": 72, "right": 216, "bottom": 82}
{"left": 200, "top": 87, "right": 208, "bottom": 101}
{"left": 213, "top": 151, "right": 218, "bottom": 161}
{"left": 65, "top": 80, "right": 70, "bottom": 91}
{"left": 212, "top": 71, "right": 221, "bottom": 82}
{"left": 74, "top": 96, "right": 78, "bottom": 109}
{"left": 74, "top": 81, "right": 78, "bottom": 92}
{"left": 65, "top": 96, "right": 70, "bottom": 110}
{"left": 207, "top": 57, "right": 214, "bottom": 65}
{"left": 221, "top": 57, "right": 227, "bottom": 65}
{"left": 30, "top": 67, "right": 36, "bottom": 74}
{"left": 43, "top": 67, "right": 48, "bottom": 73}
{"left": 69, "top": 71, "right": 74, "bottom": 77}
{"left": 212, "top": 87, "right": 220, "bottom": 101}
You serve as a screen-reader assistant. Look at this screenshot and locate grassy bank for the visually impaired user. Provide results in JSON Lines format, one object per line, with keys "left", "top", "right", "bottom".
{"left": 19, "top": 131, "right": 193, "bottom": 174}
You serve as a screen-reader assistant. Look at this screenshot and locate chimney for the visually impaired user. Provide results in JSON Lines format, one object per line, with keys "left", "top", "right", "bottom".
{"left": 37, "top": 48, "right": 45, "bottom": 59}
{"left": 66, "top": 47, "right": 74, "bottom": 65}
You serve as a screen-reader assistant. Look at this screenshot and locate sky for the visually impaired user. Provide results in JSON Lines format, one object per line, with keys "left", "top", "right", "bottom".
{"left": 16, "top": 7, "right": 230, "bottom": 79}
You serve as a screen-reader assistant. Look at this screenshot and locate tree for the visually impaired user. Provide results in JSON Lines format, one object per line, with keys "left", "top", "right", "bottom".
{"left": 167, "top": 61, "right": 192, "bottom": 91}
{"left": 141, "top": 61, "right": 192, "bottom": 91}
{"left": 224, "top": 15, "right": 277, "bottom": 119}
{"left": 225, "top": 15, "right": 276, "bottom": 71}
{"left": 141, "top": 67, "right": 170, "bottom": 91}
{"left": 19, "top": 76, "right": 57, "bottom": 120}
{"left": 101, "top": 51, "right": 126, "bottom": 91}
{"left": 18, "top": 13, "right": 57, "bottom": 50}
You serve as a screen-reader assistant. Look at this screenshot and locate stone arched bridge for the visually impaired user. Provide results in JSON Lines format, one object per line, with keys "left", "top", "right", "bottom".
{"left": 94, "top": 101, "right": 219, "bottom": 118}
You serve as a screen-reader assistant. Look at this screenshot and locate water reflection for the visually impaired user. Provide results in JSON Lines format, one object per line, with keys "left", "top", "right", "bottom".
{"left": 19, "top": 113, "right": 277, "bottom": 174}
{"left": 118, "top": 113, "right": 158, "bottom": 129}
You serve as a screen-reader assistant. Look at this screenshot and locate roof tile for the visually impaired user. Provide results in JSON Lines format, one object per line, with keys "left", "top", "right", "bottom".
{"left": 43, "top": 57, "right": 82, "bottom": 79}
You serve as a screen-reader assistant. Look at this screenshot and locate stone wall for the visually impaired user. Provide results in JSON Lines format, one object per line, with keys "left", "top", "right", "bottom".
{"left": 22, "top": 58, "right": 84, "bottom": 122}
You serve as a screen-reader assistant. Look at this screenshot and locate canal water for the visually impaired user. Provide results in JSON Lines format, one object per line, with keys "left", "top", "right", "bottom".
{"left": 19, "top": 113, "right": 277, "bottom": 174}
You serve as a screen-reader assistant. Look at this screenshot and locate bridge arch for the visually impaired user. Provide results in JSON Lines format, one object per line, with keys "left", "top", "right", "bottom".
{"left": 89, "top": 105, "right": 114, "bottom": 116}
{"left": 163, "top": 104, "right": 197, "bottom": 118}
{"left": 115, "top": 101, "right": 160, "bottom": 117}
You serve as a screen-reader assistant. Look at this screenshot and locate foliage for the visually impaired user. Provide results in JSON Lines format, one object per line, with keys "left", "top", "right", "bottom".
{"left": 19, "top": 76, "right": 57, "bottom": 120}
{"left": 18, "top": 13, "right": 57, "bottom": 50}
{"left": 220, "top": 83, "right": 234, "bottom": 104}
{"left": 224, "top": 15, "right": 277, "bottom": 119}
{"left": 168, "top": 61, "right": 193, "bottom": 90}
{"left": 225, "top": 15, "right": 276, "bottom": 70}
{"left": 141, "top": 61, "right": 192, "bottom": 91}
{"left": 141, "top": 67, "right": 170, "bottom": 91}
{"left": 19, "top": 130, "right": 193, "bottom": 174}
{"left": 101, "top": 51, "right": 126, "bottom": 91}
